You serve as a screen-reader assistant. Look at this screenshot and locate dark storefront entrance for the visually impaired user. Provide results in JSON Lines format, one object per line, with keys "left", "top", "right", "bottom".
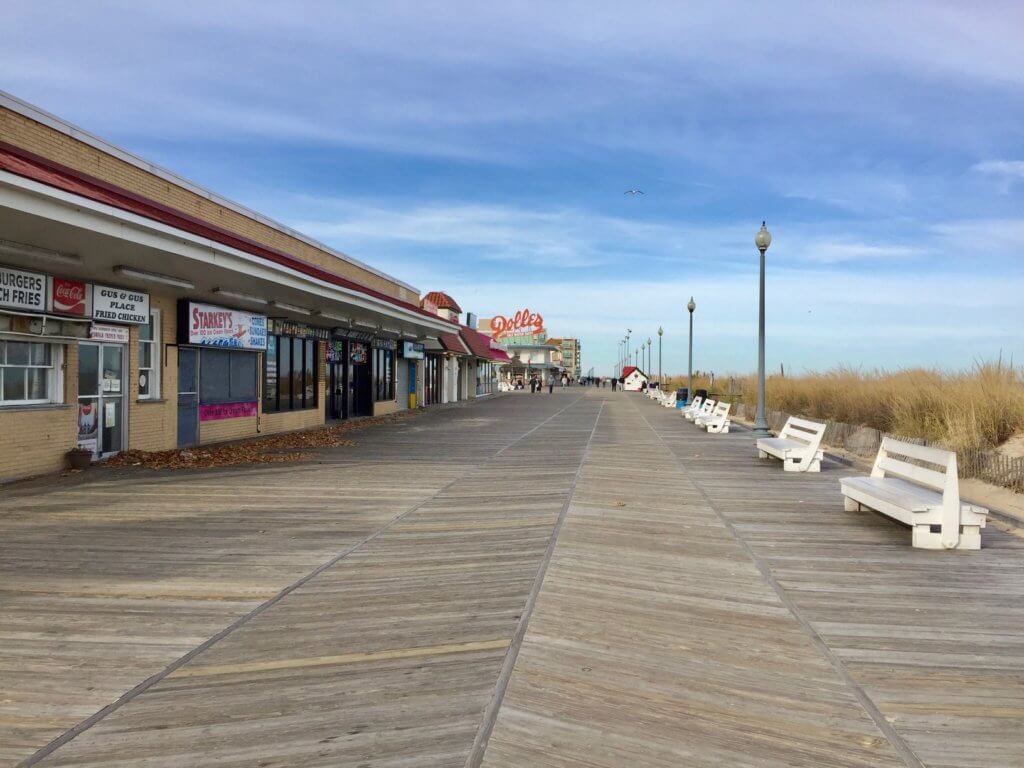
{"left": 326, "top": 330, "right": 374, "bottom": 420}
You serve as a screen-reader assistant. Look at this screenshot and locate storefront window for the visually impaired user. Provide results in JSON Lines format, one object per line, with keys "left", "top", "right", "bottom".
{"left": 138, "top": 310, "right": 161, "bottom": 399}
{"left": 373, "top": 347, "right": 394, "bottom": 402}
{"left": 0, "top": 340, "right": 59, "bottom": 405}
{"left": 264, "top": 334, "right": 318, "bottom": 412}
{"left": 199, "top": 349, "right": 257, "bottom": 404}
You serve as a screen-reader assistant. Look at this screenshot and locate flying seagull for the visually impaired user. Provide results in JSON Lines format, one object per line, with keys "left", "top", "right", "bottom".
{"left": 624, "top": 188, "right": 645, "bottom": 195}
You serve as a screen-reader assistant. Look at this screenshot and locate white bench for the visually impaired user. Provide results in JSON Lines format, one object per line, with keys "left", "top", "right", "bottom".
{"left": 661, "top": 391, "right": 677, "bottom": 408}
{"left": 679, "top": 395, "right": 702, "bottom": 418}
{"left": 840, "top": 437, "right": 988, "bottom": 550}
{"left": 685, "top": 398, "right": 714, "bottom": 422}
{"left": 757, "top": 416, "right": 826, "bottom": 472}
{"left": 696, "top": 401, "right": 731, "bottom": 433}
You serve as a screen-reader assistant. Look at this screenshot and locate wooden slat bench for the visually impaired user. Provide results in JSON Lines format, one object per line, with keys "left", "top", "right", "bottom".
{"left": 696, "top": 401, "right": 731, "bottom": 433}
{"left": 839, "top": 437, "right": 988, "bottom": 550}
{"left": 679, "top": 395, "right": 702, "bottom": 418}
{"left": 757, "top": 416, "right": 826, "bottom": 472}
{"left": 685, "top": 398, "right": 714, "bottom": 422}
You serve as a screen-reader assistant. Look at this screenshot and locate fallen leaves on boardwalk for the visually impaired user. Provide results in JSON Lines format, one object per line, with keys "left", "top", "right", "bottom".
{"left": 103, "top": 411, "right": 418, "bottom": 471}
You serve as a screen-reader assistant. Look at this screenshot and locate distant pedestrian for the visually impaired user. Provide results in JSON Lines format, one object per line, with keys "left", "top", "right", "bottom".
{"left": 611, "top": 377, "right": 617, "bottom": 392}
{"left": 529, "top": 377, "right": 536, "bottom": 393}
{"left": 548, "top": 375, "right": 554, "bottom": 394}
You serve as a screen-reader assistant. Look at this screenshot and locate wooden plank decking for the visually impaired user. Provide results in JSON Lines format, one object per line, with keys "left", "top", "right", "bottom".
{"left": 1, "top": 390, "right": 1022, "bottom": 766}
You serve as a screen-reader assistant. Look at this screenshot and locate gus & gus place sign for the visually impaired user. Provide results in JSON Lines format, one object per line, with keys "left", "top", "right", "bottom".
{"left": 93, "top": 285, "right": 150, "bottom": 324}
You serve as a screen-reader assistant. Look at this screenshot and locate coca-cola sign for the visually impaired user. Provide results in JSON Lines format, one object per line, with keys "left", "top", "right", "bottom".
{"left": 51, "top": 278, "right": 91, "bottom": 317}
{"left": 489, "top": 309, "right": 544, "bottom": 340}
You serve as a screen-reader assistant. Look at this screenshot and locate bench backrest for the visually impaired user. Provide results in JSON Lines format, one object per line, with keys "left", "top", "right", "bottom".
{"left": 701, "top": 399, "right": 716, "bottom": 413}
{"left": 779, "top": 416, "right": 827, "bottom": 447}
{"left": 711, "top": 401, "right": 730, "bottom": 418}
{"left": 871, "top": 437, "right": 956, "bottom": 493}
{"left": 688, "top": 396, "right": 703, "bottom": 410}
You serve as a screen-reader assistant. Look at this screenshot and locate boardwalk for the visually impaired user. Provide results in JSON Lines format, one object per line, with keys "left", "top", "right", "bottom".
{"left": 2, "top": 390, "right": 1022, "bottom": 767}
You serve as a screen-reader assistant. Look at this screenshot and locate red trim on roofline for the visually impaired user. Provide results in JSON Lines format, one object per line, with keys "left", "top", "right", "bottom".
{"left": 0, "top": 140, "right": 455, "bottom": 327}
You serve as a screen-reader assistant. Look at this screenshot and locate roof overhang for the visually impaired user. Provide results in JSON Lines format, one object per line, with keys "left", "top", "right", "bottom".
{"left": 0, "top": 170, "right": 459, "bottom": 337}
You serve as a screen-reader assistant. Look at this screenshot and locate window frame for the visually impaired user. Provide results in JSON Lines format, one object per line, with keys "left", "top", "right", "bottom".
{"left": 0, "top": 340, "right": 62, "bottom": 406}
{"left": 263, "top": 334, "right": 319, "bottom": 413}
{"left": 137, "top": 309, "right": 161, "bottom": 400}
{"left": 373, "top": 346, "right": 395, "bottom": 402}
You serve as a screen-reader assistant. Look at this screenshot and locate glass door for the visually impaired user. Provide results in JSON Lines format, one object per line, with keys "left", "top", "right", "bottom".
{"left": 77, "top": 342, "right": 126, "bottom": 457}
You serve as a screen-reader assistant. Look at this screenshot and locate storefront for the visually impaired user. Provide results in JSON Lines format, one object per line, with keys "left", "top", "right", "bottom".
{"left": 176, "top": 300, "right": 267, "bottom": 448}
{"left": 324, "top": 328, "right": 375, "bottom": 420}
{"left": 397, "top": 340, "right": 424, "bottom": 410}
{"left": 423, "top": 351, "right": 444, "bottom": 406}
{"left": 0, "top": 264, "right": 152, "bottom": 467}
{"left": 0, "top": 93, "right": 465, "bottom": 482}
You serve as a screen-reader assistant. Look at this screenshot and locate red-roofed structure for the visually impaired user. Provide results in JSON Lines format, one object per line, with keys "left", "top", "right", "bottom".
{"left": 423, "top": 291, "right": 462, "bottom": 313}
{"left": 438, "top": 332, "right": 470, "bottom": 355}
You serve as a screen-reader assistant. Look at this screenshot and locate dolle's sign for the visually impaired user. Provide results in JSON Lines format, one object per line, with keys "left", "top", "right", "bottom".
{"left": 490, "top": 309, "right": 544, "bottom": 340}
{"left": 178, "top": 301, "right": 267, "bottom": 350}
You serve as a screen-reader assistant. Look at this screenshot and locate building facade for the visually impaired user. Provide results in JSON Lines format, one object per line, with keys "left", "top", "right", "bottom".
{"left": 0, "top": 92, "right": 460, "bottom": 482}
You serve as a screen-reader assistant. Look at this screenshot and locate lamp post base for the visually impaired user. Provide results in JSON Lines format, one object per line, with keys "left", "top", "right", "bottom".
{"left": 751, "top": 425, "right": 773, "bottom": 438}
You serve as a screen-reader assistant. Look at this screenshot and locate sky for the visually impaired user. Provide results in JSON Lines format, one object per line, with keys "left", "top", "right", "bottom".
{"left": 4, "top": 1, "right": 1023, "bottom": 377}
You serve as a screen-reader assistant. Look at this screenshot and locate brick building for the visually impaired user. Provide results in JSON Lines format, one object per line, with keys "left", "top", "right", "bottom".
{"left": 0, "top": 91, "right": 460, "bottom": 482}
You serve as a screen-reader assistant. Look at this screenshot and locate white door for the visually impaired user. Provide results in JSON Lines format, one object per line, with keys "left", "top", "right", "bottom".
{"left": 77, "top": 342, "right": 127, "bottom": 457}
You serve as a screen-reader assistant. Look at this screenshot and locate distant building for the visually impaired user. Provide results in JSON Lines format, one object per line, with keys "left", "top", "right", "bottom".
{"left": 621, "top": 366, "right": 649, "bottom": 391}
{"left": 478, "top": 308, "right": 563, "bottom": 385}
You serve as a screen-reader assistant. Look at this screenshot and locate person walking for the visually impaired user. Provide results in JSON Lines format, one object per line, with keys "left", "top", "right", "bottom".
{"left": 611, "top": 377, "right": 617, "bottom": 392}
{"left": 548, "top": 374, "right": 555, "bottom": 394}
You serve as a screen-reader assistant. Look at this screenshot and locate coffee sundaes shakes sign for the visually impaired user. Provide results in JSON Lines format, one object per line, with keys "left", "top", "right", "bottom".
{"left": 488, "top": 308, "right": 545, "bottom": 341}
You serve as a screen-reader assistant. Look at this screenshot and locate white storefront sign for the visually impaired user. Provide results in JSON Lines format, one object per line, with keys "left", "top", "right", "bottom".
{"left": 0, "top": 265, "right": 46, "bottom": 312}
{"left": 184, "top": 302, "right": 267, "bottom": 350}
{"left": 89, "top": 323, "right": 131, "bottom": 343}
{"left": 93, "top": 285, "right": 150, "bottom": 325}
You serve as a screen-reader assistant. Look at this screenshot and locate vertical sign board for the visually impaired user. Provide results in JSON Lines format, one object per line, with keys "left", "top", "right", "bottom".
{"left": 0, "top": 266, "right": 46, "bottom": 312}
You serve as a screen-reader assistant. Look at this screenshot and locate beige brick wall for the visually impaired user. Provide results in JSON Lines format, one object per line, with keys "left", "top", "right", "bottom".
{"left": 1, "top": 107, "right": 417, "bottom": 303}
{"left": 199, "top": 415, "right": 259, "bottom": 445}
{"left": 0, "top": 342, "right": 77, "bottom": 482}
{"left": 128, "top": 293, "right": 177, "bottom": 451}
{"left": 373, "top": 399, "right": 397, "bottom": 417}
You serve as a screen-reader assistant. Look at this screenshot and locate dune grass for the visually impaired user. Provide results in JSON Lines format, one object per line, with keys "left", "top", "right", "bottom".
{"left": 663, "top": 362, "right": 1024, "bottom": 452}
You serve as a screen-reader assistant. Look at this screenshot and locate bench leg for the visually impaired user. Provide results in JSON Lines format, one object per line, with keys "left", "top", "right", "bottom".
{"left": 958, "top": 525, "right": 982, "bottom": 550}
{"left": 758, "top": 450, "right": 769, "bottom": 459}
{"left": 910, "top": 524, "right": 980, "bottom": 550}
{"left": 843, "top": 496, "right": 860, "bottom": 512}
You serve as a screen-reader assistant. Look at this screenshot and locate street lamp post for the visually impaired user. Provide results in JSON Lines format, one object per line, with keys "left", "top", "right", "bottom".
{"left": 686, "top": 297, "right": 695, "bottom": 404}
{"left": 657, "top": 327, "right": 663, "bottom": 387}
{"left": 753, "top": 222, "right": 772, "bottom": 436}
{"left": 646, "top": 337, "right": 651, "bottom": 380}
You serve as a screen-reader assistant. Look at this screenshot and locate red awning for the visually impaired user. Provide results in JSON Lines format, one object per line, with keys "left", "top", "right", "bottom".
{"left": 438, "top": 332, "right": 470, "bottom": 355}
{"left": 460, "top": 327, "right": 511, "bottom": 362}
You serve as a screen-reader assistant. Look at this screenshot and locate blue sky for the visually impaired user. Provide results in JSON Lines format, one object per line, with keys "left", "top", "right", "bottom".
{"left": 5, "top": 1, "right": 1023, "bottom": 376}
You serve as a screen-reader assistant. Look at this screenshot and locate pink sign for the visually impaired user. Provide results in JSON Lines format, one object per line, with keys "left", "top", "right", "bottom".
{"left": 198, "top": 401, "right": 258, "bottom": 422}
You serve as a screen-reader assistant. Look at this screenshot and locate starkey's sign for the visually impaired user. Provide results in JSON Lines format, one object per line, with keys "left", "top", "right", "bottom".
{"left": 489, "top": 308, "right": 544, "bottom": 340}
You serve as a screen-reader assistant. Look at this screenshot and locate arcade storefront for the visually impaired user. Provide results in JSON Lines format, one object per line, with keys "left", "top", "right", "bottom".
{"left": 325, "top": 329, "right": 397, "bottom": 421}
